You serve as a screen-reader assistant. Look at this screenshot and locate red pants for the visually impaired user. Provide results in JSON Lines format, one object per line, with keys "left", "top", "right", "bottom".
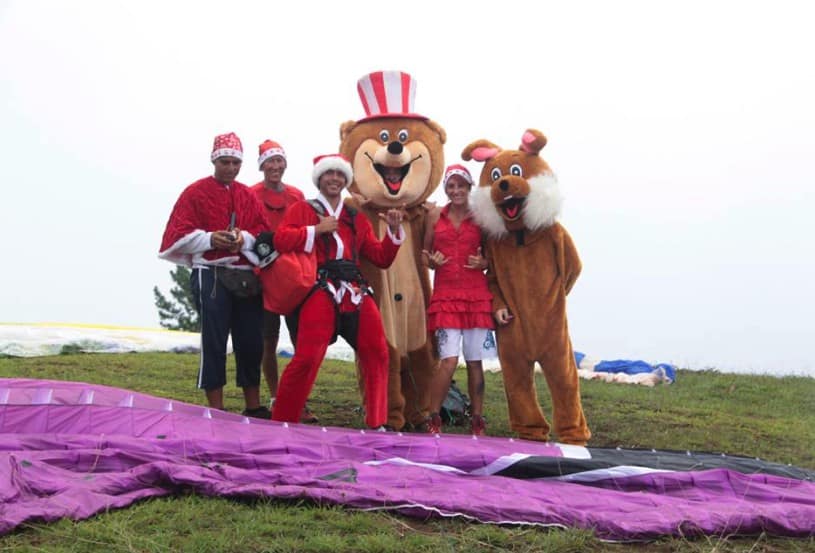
{"left": 272, "top": 290, "right": 388, "bottom": 428}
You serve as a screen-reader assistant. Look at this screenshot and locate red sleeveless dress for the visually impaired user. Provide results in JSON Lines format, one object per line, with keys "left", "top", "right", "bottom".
{"left": 427, "top": 204, "right": 494, "bottom": 331}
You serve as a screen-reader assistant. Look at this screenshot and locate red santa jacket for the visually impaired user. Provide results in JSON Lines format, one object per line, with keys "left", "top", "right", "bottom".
{"left": 274, "top": 196, "right": 403, "bottom": 305}
{"left": 159, "top": 176, "right": 268, "bottom": 268}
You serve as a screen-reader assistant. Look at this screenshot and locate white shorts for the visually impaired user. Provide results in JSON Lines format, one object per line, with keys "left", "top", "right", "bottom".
{"left": 435, "top": 328, "right": 497, "bottom": 362}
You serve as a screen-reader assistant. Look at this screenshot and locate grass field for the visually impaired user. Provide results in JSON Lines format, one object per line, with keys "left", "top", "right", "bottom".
{"left": 0, "top": 352, "right": 813, "bottom": 552}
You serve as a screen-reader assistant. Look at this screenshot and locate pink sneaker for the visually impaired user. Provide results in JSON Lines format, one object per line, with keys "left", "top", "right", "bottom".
{"left": 470, "top": 415, "right": 487, "bottom": 436}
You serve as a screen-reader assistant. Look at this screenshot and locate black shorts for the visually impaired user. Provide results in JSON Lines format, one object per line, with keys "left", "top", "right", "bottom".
{"left": 263, "top": 310, "right": 281, "bottom": 340}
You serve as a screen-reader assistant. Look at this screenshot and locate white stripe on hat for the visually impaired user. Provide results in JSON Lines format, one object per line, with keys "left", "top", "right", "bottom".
{"left": 211, "top": 148, "right": 243, "bottom": 161}
{"left": 257, "top": 148, "right": 285, "bottom": 169}
{"left": 383, "top": 71, "right": 403, "bottom": 115}
{"left": 358, "top": 74, "right": 381, "bottom": 117}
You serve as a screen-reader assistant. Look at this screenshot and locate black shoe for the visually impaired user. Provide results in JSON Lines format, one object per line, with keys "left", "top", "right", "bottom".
{"left": 242, "top": 406, "right": 271, "bottom": 420}
{"left": 300, "top": 403, "right": 319, "bottom": 423}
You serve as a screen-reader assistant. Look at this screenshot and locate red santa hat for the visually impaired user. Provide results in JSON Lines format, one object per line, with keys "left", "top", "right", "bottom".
{"left": 257, "top": 139, "right": 286, "bottom": 169}
{"left": 443, "top": 164, "right": 474, "bottom": 187}
{"left": 210, "top": 132, "right": 243, "bottom": 161}
{"left": 356, "top": 70, "right": 427, "bottom": 121}
{"left": 312, "top": 154, "right": 353, "bottom": 186}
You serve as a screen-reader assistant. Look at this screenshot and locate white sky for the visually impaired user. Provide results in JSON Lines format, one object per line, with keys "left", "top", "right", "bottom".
{"left": 1, "top": 1, "right": 813, "bottom": 376}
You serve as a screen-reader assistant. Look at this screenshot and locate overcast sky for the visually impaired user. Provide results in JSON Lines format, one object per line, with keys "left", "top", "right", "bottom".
{"left": 1, "top": 1, "right": 812, "bottom": 376}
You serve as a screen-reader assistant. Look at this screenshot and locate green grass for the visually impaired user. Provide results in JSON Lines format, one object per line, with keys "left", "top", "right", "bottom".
{"left": 1, "top": 353, "right": 814, "bottom": 552}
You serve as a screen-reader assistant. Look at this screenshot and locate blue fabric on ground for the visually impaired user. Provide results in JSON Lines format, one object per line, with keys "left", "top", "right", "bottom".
{"left": 574, "top": 351, "right": 677, "bottom": 382}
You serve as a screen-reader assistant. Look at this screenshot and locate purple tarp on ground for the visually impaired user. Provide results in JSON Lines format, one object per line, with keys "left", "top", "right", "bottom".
{"left": 1, "top": 378, "right": 813, "bottom": 541}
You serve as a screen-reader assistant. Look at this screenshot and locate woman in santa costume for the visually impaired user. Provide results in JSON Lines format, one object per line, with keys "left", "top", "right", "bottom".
{"left": 271, "top": 154, "right": 405, "bottom": 429}
{"left": 158, "top": 132, "right": 270, "bottom": 418}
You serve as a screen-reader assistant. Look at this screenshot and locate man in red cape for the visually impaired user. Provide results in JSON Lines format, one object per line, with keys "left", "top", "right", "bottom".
{"left": 158, "top": 132, "right": 270, "bottom": 418}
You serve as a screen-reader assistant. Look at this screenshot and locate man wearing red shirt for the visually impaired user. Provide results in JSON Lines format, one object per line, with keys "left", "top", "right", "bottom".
{"left": 249, "top": 140, "right": 307, "bottom": 415}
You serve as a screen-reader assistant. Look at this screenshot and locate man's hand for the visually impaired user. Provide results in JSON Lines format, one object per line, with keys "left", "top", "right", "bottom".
{"left": 211, "top": 229, "right": 242, "bottom": 252}
{"left": 379, "top": 205, "right": 406, "bottom": 235}
{"left": 422, "top": 249, "right": 448, "bottom": 270}
{"left": 315, "top": 214, "right": 339, "bottom": 235}
{"left": 495, "top": 308, "right": 514, "bottom": 326}
{"left": 464, "top": 246, "right": 488, "bottom": 270}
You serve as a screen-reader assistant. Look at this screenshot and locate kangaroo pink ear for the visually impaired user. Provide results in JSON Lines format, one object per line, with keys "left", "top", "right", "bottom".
{"left": 519, "top": 131, "right": 537, "bottom": 152}
{"left": 518, "top": 129, "right": 547, "bottom": 154}
{"left": 471, "top": 146, "right": 499, "bottom": 162}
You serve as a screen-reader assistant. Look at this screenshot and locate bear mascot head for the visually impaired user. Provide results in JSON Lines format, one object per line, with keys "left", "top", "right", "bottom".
{"left": 338, "top": 70, "right": 446, "bottom": 431}
{"left": 339, "top": 71, "right": 446, "bottom": 208}
{"left": 462, "top": 129, "right": 591, "bottom": 445}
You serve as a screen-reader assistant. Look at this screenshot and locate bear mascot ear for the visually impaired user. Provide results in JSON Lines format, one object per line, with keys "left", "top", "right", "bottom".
{"left": 425, "top": 119, "right": 448, "bottom": 145}
{"left": 339, "top": 120, "right": 357, "bottom": 142}
{"left": 519, "top": 129, "right": 548, "bottom": 155}
{"left": 461, "top": 139, "right": 501, "bottom": 163}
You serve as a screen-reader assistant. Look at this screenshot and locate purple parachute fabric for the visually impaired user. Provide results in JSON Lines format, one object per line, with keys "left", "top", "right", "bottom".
{"left": 1, "top": 378, "right": 813, "bottom": 541}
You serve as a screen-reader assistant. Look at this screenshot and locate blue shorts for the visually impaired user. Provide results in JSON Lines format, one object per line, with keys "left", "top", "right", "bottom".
{"left": 191, "top": 267, "right": 263, "bottom": 390}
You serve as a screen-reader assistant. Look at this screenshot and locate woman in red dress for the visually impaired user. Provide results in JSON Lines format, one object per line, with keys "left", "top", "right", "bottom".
{"left": 423, "top": 165, "right": 496, "bottom": 435}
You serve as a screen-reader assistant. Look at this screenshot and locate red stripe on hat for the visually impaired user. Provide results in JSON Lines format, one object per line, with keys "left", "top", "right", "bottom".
{"left": 357, "top": 81, "right": 372, "bottom": 118}
{"left": 400, "top": 72, "right": 411, "bottom": 114}
{"left": 370, "top": 72, "right": 388, "bottom": 115}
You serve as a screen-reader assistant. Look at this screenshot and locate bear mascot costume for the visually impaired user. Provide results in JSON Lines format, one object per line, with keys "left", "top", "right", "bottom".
{"left": 339, "top": 70, "right": 446, "bottom": 430}
{"left": 463, "top": 129, "right": 591, "bottom": 445}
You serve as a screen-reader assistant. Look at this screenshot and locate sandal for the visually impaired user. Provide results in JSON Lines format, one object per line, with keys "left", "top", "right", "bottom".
{"left": 425, "top": 412, "right": 442, "bottom": 435}
{"left": 470, "top": 414, "right": 487, "bottom": 436}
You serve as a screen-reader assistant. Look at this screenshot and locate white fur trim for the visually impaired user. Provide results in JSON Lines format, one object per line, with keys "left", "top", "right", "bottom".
{"left": 305, "top": 226, "right": 316, "bottom": 253}
{"left": 386, "top": 224, "right": 405, "bottom": 244}
{"left": 522, "top": 173, "right": 563, "bottom": 231}
{"left": 471, "top": 187, "right": 507, "bottom": 238}
{"left": 239, "top": 231, "right": 260, "bottom": 266}
{"left": 210, "top": 148, "right": 243, "bottom": 161}
{"left": 470, "top": 172, "right": 562, "bottom": 237}
{"left": 257, "top": 148, "right": 286, "bottom": 169}
{"left": 312, "top": 156, "right": 353, "bottom": 186}
{"left": 158, "top": 230, "right": 213, "bottom": 267}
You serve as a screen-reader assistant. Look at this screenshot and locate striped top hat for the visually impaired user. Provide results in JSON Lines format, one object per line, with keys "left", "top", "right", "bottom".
{"left": 356, "top": 70, "right": 427, "bottom": 121}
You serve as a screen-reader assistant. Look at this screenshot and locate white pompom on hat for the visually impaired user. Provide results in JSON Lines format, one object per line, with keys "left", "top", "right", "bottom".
{"left": 312, "top": 153, "right": 353, "bottom": 186}
{"left": 257, "top": 139, "right": 286, "bottom": 170}
{"left": 443, "top": 164, "right": 474, "bottom": 187}
{"left": 210, "top": 132, "right": 243, "bottom": 161}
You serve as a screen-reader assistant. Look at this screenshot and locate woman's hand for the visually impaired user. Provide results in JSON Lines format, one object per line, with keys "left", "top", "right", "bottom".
{"left": 422, "top": 249, "right": 448, "bottom": 270}
{"left": 495, "top": 308, "right": 514, "bottom": 325}
{"left": 464, "top": 246, "right": 488, "bottom": 270}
